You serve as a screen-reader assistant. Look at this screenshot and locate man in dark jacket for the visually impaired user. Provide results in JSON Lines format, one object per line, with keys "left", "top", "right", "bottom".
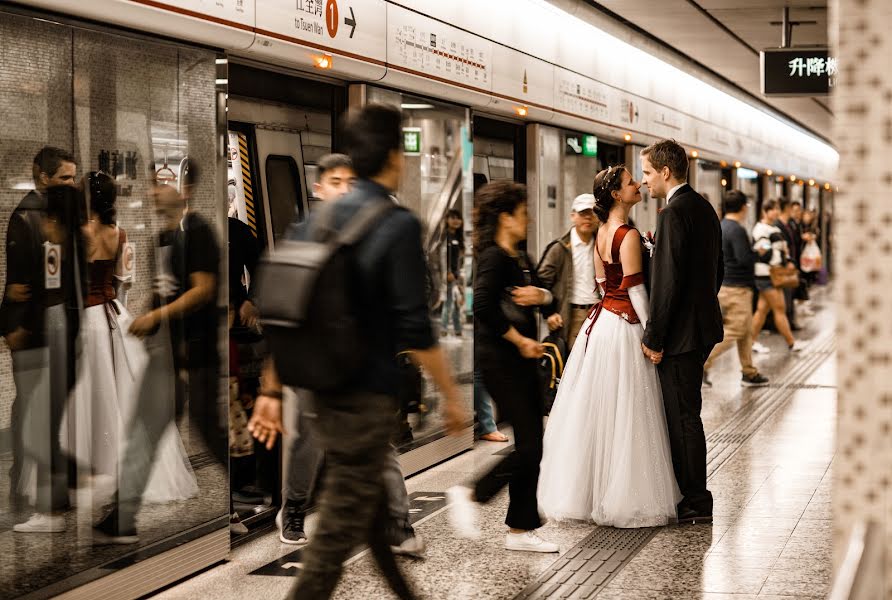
{"left": 640, "top": 139, "right": 723, "bottom": 525}
{"left": 1, "top": 147, "right": 76, "bottom": 524}
{"left": 775, "top": 198, "right": 802, "bottom": 330}
{"left": 703, "top": 191, "right": 769, "bottom": 388}
{"left": 249, "top": 104, "right": 466, "bottom": 600}
{"left": 537, "top": 193, "right": 600, "bottom": 349}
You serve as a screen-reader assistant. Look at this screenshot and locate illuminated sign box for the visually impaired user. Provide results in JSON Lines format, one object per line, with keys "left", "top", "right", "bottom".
{"left": 760, "top": 47, "right": 835, "bottom": 97}
{"left": 565, "top": 134, "right": 598, "bottom": 157}
{"left": 403, "top": 127, "right": 422, "bottom": 155}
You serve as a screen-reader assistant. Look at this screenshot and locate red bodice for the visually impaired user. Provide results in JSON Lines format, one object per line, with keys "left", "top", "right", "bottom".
{"left": 85, "top": 228, "right": 125, "bottom": 308}
{"left": 86, "top": 259, "right": 117, "bottom": 307}
{"left": 585, "top": 225, "right": 645, "bottom": 338}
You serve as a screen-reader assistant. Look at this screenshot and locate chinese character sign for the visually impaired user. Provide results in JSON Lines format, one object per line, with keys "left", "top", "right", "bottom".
{"left": 763, "top": 48, "right": 834, "bottom": 96}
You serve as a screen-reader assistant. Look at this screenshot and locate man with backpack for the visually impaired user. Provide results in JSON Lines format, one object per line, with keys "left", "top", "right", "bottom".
{"left": 537, "top": 193, "right": 601, "bottom": 350}
{"left": 249, "top": 105, "right": 466, "bottom": 600}
{"left": 273, "top": 153, "right": 426, "bottom": 559}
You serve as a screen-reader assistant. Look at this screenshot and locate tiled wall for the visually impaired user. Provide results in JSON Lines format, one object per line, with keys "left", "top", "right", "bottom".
{"left": 831, "top": 0, "right": 892, "bottom": 595}
{"left": 0, "top": 14, "right": 73, "bottom": 429}
{"left": 0, "top": 12, "right": 221, "bottom": 435}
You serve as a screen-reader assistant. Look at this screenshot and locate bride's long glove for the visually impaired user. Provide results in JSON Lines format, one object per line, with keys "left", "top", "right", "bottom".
{"left": 627, "top": 284, "right": 649, "bottom": 330}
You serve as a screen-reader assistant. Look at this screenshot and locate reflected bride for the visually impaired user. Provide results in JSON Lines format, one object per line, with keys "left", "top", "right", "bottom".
{"left": 60, "top": 172, "right": 198, "bottom": 504}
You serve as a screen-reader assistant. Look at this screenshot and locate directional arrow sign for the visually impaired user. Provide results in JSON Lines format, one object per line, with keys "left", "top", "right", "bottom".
{"left": 344, "top": 6, "right": 357, "bottom": 39}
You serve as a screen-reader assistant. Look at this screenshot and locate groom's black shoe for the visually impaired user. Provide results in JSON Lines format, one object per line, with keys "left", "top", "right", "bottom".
{"left": 677, "top": 507, "right": 713, "bottom": 525}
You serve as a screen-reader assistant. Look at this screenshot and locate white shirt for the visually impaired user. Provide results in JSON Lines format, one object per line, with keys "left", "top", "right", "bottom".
{"left": 666, "top": 183, "right": 686, "bottom": 204}
{"left": 570, "top": 227, "right": 597, "bottom": 305}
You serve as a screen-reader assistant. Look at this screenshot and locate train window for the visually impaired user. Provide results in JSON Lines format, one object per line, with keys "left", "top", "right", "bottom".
{"left": 266, "top": 154, "right": 305, "bottom": 239}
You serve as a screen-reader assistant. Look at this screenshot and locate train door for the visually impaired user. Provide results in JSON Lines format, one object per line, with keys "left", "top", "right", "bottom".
{"left": 255, "top": 129, "right": 308, "bottom": 244}
{"left": 361, "top": 86, "right": 475, "bottom": 476}
{"left": 226, "top": 63, "right": 343, "bottom": 536}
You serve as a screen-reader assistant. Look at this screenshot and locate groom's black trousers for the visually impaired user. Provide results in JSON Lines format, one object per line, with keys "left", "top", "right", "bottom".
{"left": 657, "top": 348, "right": 714, "bottom": 515}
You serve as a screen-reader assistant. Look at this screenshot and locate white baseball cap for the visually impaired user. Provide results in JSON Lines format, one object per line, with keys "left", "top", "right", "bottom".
{"left": 571, "top": 193, "right": 596, "bottom": 213}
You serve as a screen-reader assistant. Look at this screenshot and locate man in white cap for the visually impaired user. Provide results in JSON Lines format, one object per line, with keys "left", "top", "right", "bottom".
{"left": 537, "top": 193, "right": 601, "bottom": 349}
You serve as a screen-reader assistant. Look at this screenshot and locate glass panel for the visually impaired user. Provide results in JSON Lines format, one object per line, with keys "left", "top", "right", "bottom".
{"left": 367, "top": 87, "right": 473, "bottom": 451}
{"left": 0, "top": 11, "right": 227, "bottom": 596}
{"left": 266, "top": 154, "right": 303, "bottom": 239}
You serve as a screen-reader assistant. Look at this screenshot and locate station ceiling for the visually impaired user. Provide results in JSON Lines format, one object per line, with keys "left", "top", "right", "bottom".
{"left": 589, "top": 0, "right": 831, "bottom": 141}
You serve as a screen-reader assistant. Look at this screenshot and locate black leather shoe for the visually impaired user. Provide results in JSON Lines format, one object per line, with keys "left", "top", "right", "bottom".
{"left": 677, "top": 507, "right": 713, "bottom": 525}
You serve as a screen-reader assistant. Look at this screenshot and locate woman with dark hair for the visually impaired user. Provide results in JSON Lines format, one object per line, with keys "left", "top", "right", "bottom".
{"left": 440, "top": 208, "right": 465, "bottom": 337}
{"left": 61, "top": 172, "right": 198, "bottom": 504}
{"left": 447, "top": 181, "right": 560, "bottom": 553}
{"left": 538, "top": 165, "right": 681, "bottom": 528}
{"left": 751, "top": 199, "right": 805, "bottom": 351}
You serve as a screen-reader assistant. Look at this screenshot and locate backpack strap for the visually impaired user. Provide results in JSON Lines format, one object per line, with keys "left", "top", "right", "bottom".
{"left": 335, "top": 199, "right": 396, "bottom": 247}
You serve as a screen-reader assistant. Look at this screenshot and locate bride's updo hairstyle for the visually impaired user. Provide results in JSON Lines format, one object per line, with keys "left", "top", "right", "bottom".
{"left": 591, "top": 164, "right": 626, "bottom": 222}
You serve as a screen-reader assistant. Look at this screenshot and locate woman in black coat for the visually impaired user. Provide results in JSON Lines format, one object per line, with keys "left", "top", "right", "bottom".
{"left": 446, "top": 181, "right": 560, "bottom": 553}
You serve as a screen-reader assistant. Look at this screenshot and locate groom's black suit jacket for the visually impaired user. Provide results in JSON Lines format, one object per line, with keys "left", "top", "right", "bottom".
{"left": 642, "top": 184, "right": 724, "bottom": 357}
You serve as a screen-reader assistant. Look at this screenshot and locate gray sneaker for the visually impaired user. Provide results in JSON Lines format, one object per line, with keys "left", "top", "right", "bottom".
{"left": 276, "top": 502, "right": 308, "bottom": 545}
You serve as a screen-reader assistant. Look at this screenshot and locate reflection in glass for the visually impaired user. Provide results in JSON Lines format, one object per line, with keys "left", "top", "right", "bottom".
{"left": 0, "top": 11, "right": 227, "bottom": 597}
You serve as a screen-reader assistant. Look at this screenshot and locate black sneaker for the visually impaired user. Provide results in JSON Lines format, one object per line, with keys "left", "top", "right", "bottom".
{"left": 741, "top": 373, "right": 769, "bottom": 387}
{"left": 276, "top": 502, "right": 307, "bottom": 545}
{"left": 93, "top": 508, "right": 139, "bottom": 545}
{"left": 702, "top": 371, "right": 712, "bottom": 388}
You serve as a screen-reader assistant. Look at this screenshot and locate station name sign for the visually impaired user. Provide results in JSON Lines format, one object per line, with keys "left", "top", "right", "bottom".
{"left": 760, "top": 47, "right": 837, "bottom": 96}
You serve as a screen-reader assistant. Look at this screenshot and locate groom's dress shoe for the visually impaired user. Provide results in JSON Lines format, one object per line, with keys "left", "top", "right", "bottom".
{"left": 677, "top": 507, "right": 713, "bottom": 525}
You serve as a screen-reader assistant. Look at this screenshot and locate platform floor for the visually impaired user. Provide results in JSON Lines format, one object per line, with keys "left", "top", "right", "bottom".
{"left": 154, "top": 290, "right": 837, "bottom": 600}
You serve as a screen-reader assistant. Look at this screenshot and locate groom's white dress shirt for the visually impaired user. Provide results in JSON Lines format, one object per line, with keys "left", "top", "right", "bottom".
{"left": 666, "top": 183, "right": 686, "bottom": 204}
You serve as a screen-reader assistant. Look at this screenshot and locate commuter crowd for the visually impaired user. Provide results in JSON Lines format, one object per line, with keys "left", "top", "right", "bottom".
{"left": 1, "top": 106, "right": 825, "bottom": 600}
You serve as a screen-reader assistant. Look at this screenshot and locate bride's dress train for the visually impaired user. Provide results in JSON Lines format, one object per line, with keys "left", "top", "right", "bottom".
{"left": 61, "top": 301, "right": 199, "bottom": 504}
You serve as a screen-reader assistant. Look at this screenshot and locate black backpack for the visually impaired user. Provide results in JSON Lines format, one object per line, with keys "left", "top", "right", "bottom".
{"left": 255, "top": 199, "right": 395, "bottom": 392}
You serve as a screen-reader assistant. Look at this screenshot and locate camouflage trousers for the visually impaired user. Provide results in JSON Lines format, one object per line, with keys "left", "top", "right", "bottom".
{"left": 287, "top": 391, "right": 417, "bottom": 600}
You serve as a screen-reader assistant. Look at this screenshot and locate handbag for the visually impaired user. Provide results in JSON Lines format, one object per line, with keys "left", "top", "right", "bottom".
{"left": 769, "top": 264, "right": 800, "bottom": 289}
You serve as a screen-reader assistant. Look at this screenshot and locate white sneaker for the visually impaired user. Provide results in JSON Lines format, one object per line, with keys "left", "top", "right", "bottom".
{"left": 789, "top": 341, "right": 807, "bottom": 352}
{"left": 446, "top": 486, "right": 480, "bottom": 539}
{"left": 752, "top": 341, "right": 771, "bottom": 354}
{"left": 505, "top": 530, "right": 560, "bottom": 553}
{"left": 14, "top": 513, "right": 65, "bottom": 533}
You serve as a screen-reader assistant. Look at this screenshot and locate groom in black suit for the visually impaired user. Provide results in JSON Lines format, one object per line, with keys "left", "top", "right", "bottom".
{"left": 640, "top": 140, "right": 723, "bottom": 524}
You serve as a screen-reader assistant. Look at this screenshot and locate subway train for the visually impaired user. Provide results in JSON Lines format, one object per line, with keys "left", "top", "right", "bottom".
{"left": 0, "top": 1, "right": 838, "bottom": 599}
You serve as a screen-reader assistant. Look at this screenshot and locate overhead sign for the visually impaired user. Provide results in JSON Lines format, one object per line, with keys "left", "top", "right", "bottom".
{"left": 565, "top": 134, "right": 598, "bottom": 157}
{"left": 582, "top": 134, "right": 598, "bottom": 157}
{"left": 761, "top": 48, "right": 836, "bottom": 96}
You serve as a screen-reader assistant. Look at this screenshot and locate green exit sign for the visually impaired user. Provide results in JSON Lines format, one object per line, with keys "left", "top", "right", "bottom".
{"left": 582, "top": 134, "right": 598, "bottom": 157}
{"left": 403, "top": 127, "right": 421, "bottom": 155}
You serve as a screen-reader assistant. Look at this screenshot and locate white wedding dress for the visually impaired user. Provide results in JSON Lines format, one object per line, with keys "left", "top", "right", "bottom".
{"left": 60, "top": 299, "right": 199, "bottom": 504}
{"left": 538, "top": 225, "right": 680, "bottom": 528}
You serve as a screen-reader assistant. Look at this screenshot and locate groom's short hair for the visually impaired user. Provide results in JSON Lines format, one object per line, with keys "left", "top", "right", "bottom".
{"left": 641, "top": 139, "right": 688, "bottom": 182}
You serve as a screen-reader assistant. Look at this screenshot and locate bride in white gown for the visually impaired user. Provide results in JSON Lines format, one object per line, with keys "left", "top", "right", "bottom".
{"left": 538, "top": 165, "right": 680, "bottom": 528}
{"left": 60, "top": 172, "right": 198, "bottom": 504}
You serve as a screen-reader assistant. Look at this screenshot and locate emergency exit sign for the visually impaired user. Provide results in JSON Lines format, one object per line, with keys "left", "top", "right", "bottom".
{"left": 403, "top": 127, "right": 421, "bottom": 155}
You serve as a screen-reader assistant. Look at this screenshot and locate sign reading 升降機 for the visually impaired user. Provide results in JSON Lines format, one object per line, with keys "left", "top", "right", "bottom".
{"left": 760, "top": 48, "right": 837, "bottom": 96}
